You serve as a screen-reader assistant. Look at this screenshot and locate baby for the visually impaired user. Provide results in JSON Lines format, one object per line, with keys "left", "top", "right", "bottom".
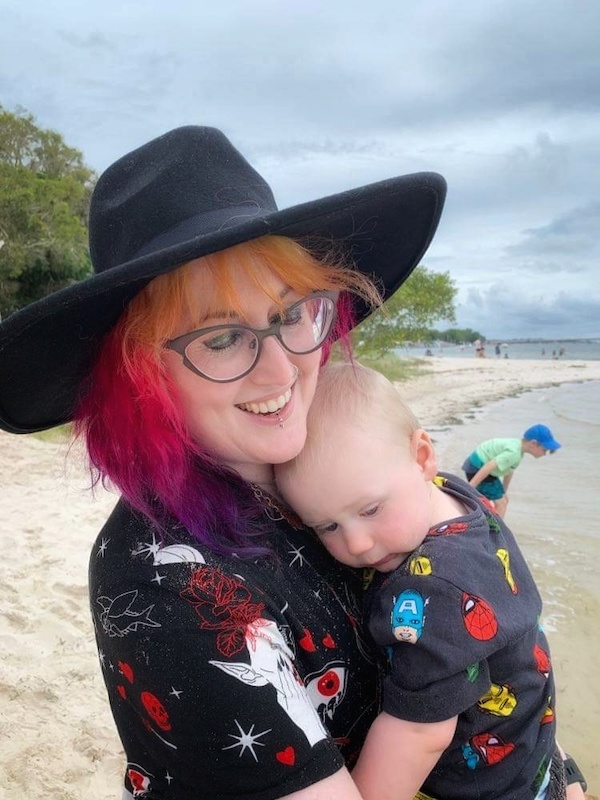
{"left": 276, "top": 362, "right": 582, "bottom": 800}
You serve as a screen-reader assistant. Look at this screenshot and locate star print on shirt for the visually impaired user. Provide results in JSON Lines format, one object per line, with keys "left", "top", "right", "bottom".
{"left": 132, "top": 532, "right": 161, "bottom": 561}
{"left": 222, "top": 720, "right": 272, "bottom": 761}
{"left": 97, "top": 537, "right": 110, "bottom": 557}
{"left": 288, "top": 544, "right": 306, "bottom": 567}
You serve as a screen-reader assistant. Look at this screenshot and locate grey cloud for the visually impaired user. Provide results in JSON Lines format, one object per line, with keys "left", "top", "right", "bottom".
{"left": 456, "top": 285, "right": 600, "bottom": 339}
{"left": 508, "top": 202, "right": 600, "bottom": 257}
{"left": 1, "top": 0, "right": 600, "bottom": 340}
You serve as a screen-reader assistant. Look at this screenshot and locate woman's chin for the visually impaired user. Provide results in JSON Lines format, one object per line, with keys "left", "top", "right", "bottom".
{"left": 268, "top": 429, "right": 308, "bottom": 465}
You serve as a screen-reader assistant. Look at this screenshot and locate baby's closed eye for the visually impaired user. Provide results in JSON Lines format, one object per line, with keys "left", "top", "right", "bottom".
{"left": 315, "top": 522, "right": 339, "bottom": 535}
{"left": 361, "top": 505, "right": 380, "bottom": 518}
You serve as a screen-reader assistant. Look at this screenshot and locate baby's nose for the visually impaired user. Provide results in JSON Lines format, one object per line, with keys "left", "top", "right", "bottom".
{"left": 344, "top": 528, "right": 374, "bottom": 556}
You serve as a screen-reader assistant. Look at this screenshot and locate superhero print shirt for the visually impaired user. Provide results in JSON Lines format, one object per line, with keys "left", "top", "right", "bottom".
{"left": 90, "top": 498, "right": 380, "bottom": 800}
{"left": 368, "top": 474, "right": 557, "bottom": 800}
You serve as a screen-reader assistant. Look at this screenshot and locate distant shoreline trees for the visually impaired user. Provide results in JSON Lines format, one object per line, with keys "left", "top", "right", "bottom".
{"left": 0, "top": 105, "right": 96, "bottom": 318}
{"left": 427, "top": 327, "right": 485, "bottom": 345}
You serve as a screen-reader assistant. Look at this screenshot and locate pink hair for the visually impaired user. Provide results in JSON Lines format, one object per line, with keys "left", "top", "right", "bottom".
{"left": 74, "top": 236, "right": 378, "bottom": 555}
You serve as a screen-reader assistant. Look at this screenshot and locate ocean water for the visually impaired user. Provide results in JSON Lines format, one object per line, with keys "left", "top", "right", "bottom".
{"left": 399, "top": 339, "right": 600, "bottom": 361}
{"left": 431, "top": 380, "right": 600, "bottom": 603}
{"left": 430, "top": 380, "right": 600, "bottom": 785}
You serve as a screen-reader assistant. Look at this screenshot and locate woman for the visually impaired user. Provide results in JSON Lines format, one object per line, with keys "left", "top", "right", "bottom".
{"left": 0, "top": 126, "right": 447, "bottom": 798}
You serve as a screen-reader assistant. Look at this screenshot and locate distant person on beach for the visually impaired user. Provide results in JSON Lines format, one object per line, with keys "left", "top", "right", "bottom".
{"left": 474, "top": 338, "right": 486, "bottom": 358}
{"left": 495, "top": 343, "right": 501, "bottom": 358}
{"left": 276, "top": 363, "right": 584, "bottom": 800}
{"left": 461, "top": 424, "right": 561, "bottom": 519}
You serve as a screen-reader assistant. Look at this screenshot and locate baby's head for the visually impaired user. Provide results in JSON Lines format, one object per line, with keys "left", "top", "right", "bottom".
{"left": 275, "top": 362, "right": 439, "bottom": 571}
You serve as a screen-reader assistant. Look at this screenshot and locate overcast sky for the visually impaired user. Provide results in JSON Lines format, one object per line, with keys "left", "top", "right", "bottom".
{"left": 1, "top": 0, "right": 599, "bottom": 339}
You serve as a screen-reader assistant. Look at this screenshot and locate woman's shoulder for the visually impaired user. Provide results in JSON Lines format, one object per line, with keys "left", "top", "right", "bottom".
{"left": 89, "top": 499, "right": 362, "bottom": 609}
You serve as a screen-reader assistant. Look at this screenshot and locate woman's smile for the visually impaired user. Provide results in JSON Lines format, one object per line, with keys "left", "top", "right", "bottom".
{"left": 237, "top": 386, "right": 292, "bottom": 415}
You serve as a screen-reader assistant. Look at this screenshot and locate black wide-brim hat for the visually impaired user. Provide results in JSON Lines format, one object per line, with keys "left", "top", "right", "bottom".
{"left": 0, "top": 125, "right": 446, "bottom": 433}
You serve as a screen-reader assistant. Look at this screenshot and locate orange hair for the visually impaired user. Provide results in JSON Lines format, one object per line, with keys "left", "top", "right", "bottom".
{"left": 120, "top": 234, "right": 381, "bottom": 359}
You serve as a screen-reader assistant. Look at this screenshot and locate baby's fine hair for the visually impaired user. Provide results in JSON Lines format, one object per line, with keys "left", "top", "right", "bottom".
{"left": 280, "top": 362, "right": 420, "bottom": 481}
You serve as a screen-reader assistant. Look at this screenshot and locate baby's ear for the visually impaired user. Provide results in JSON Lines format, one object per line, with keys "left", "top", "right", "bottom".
{"left": 411, "top": 429, "right": 438, "bottom": 480}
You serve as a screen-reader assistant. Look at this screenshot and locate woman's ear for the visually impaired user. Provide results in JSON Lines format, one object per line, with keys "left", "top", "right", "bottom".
{"left": 411, "top": 429, "right": 438, "bottom": 480}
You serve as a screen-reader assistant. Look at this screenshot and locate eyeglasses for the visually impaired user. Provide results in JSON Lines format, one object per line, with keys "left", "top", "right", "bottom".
{"left": 165, "top": 292, "right": 337, "bottom": 382}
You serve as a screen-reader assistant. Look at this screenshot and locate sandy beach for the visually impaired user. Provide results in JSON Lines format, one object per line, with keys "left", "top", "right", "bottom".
{"left": 1, "top": 356, "right": 599, "bottom": 799}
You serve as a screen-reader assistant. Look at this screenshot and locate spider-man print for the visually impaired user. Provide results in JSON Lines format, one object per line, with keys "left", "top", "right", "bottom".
{"left": 534, "top": 643, "right": 551, "bottom": 678}
{"left": 470, "top": 732, "right": 516, "bottom": 766}
{"left": 430, "top": 521, "right": 469, "bottom": 536}
{"left": 462, "top": 592, "right": 498, "bottom": 641}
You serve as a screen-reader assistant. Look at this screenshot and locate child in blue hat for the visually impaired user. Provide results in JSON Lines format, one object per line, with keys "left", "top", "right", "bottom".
{"left": 461, "top": 424, "right": 561, "bottom": 518}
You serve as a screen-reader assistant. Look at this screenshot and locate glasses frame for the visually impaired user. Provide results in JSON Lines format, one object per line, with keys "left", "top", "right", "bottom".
{"left": 165, "top": 291, "right": 338, "bottom": 383}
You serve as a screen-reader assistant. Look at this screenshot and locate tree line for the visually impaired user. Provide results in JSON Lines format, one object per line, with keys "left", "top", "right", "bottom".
{"left": 0, "top": 105, "right": 95, "bottom": 318}
{"left": 0, "top": 105, "right": 462, "bottom": 354}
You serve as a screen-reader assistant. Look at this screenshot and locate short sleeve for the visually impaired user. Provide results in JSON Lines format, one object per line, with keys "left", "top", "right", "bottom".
{"left": 494, "top": 447, "right": 521, "bottom": 474}
{"left": 368, "top": 572, "right": 496, "bottom": 723}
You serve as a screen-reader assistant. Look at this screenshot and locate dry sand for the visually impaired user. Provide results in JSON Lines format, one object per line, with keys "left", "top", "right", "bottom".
{"left": 1, "top": 356, "right": 599, "bottom": 799}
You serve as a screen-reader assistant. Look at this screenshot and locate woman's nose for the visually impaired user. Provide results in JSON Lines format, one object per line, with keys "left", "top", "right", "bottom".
{"left": 252, "top": 334, "right": 295, "bottom": 383}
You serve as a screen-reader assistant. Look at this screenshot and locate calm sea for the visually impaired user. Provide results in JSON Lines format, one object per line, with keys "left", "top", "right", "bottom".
{"left": 399, "top": 339, "right": 600, "bottom": 361}
{"left": 431, "top": 380, "right": 600, "bottom": 603}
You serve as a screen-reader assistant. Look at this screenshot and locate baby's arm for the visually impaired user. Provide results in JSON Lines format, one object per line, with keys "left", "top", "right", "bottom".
{"left": 352, "top": 711, "right": 458, "bottom": 800}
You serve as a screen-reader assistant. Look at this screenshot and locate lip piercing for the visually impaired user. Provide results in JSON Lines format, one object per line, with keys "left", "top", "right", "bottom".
{"left": 274, "top": 367, "right": 298, "bottom": 429}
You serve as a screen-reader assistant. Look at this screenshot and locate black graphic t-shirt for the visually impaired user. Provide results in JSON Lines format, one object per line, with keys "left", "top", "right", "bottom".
{"left": 368, "top": 474, "right": 557, "bottom": 800}
{"left": 89, "top": 499, "right": 380, "bottom": 799}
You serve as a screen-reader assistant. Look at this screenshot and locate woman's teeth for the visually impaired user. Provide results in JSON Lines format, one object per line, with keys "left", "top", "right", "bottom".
{"left": 238, "top": 388, "right": 292, "bottom": 415}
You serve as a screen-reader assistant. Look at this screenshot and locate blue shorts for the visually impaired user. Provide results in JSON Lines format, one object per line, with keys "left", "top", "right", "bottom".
{"left": 461, "top": 454, "right": 506, "bottom": 501}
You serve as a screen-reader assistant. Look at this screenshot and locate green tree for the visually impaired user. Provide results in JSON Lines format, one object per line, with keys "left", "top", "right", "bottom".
{"left": 353, "top": 266, "right": 457, "bottom": 357}
{"left": 431, "top": 327, "right": 484, "bottom": 344}
{"left": 0, "top": 105, "right": 95, "bottom": 317}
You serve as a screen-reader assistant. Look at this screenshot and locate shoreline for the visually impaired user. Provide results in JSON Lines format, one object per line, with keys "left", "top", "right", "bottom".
{"left": 393, "top": 356, "right": 600, "bottom": 428}
{"left": 1, "top": 357, "right": 598, "bottom": 798}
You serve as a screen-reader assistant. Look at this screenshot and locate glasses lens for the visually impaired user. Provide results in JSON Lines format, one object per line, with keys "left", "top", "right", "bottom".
{"left": 184, "top": 327, "right": 259, "bottom": 381}
{"left": 279, "top": 295, "right": 336, "bottom": 354}
{"left": 180, "top": 294, "right": 336, "bottom": 382}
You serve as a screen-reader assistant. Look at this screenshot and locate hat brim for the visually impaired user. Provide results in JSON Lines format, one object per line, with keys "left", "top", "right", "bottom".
{"left": 0, "top": 172, "right": 446, "bottom": 433}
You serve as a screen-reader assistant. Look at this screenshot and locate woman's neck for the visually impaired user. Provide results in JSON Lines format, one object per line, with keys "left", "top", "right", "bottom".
{"left": 237, "top": 464, "right": 281, "bottom": 498}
